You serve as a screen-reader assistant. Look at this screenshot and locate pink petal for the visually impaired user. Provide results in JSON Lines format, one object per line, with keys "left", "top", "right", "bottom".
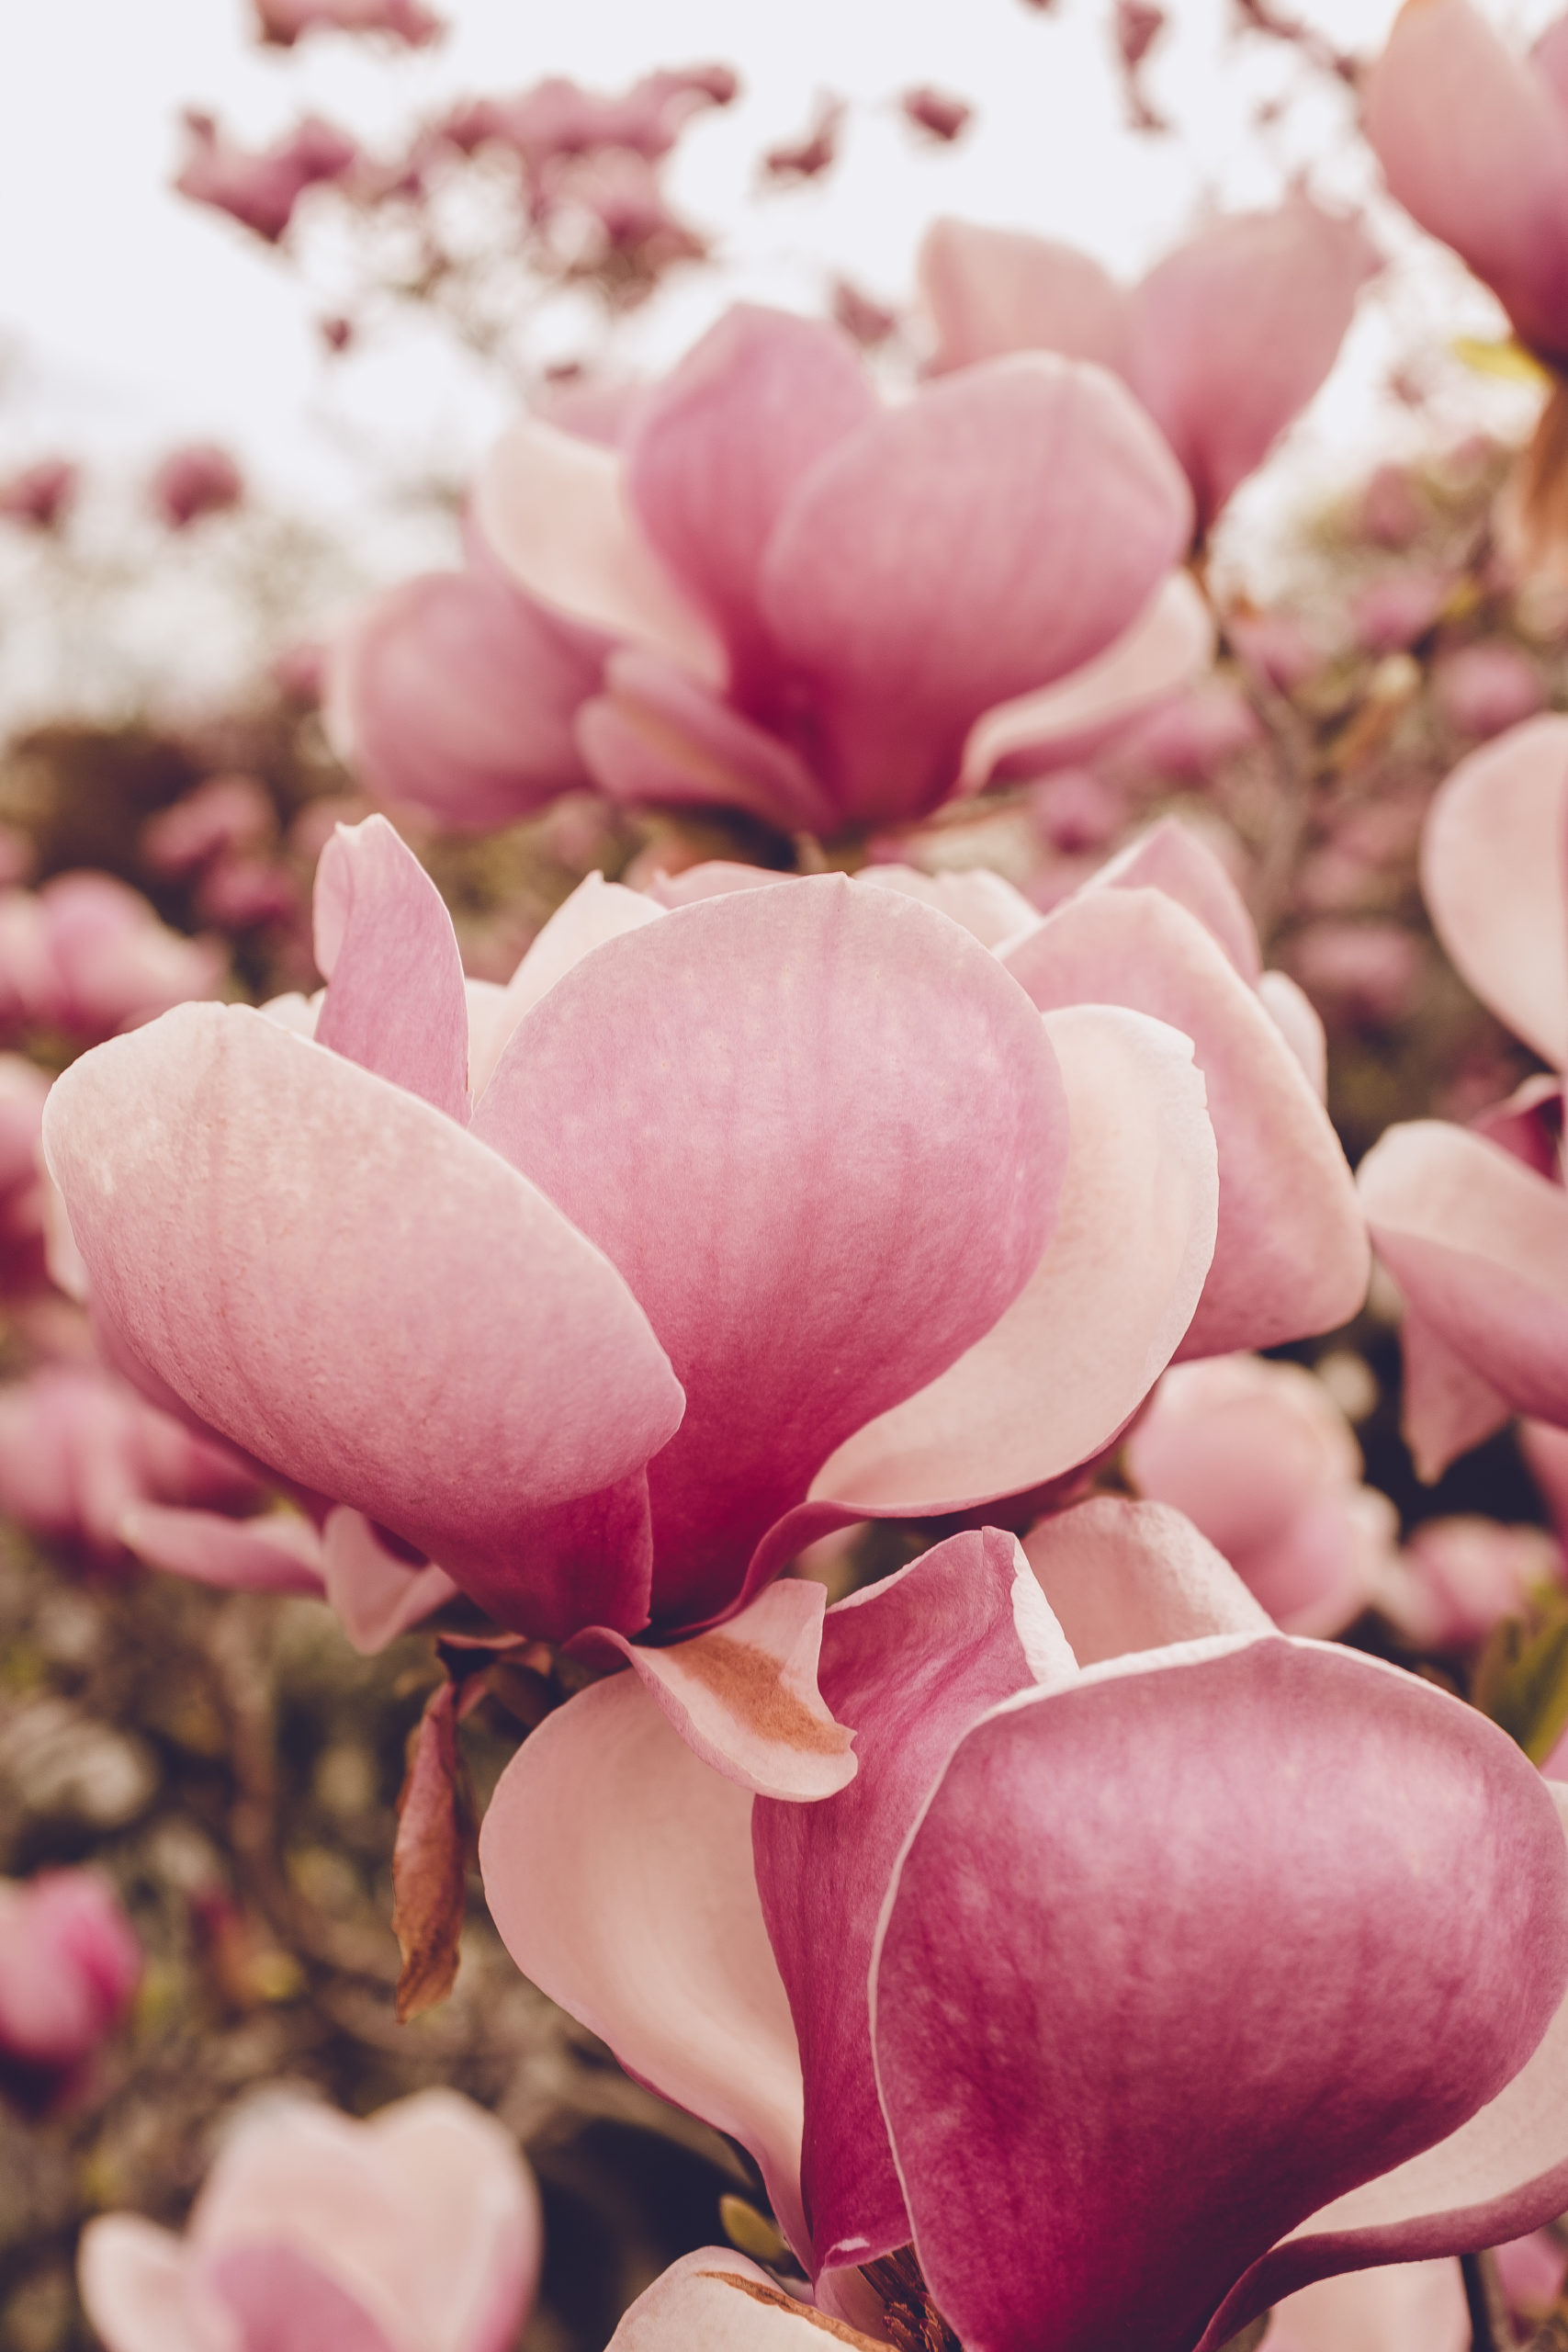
{"left": 473, "top": 876, "right": 1066, "bottom": 1628}
{"left": 472, "top": 415, "right": 726, "bottom": 681}
{"left": 958, "top": 570, "right": 1214, "bottom": 793}
{"left": 1264, "top": 2261, "right": 1468, "bottom": 2352}
{"left": 1004, "top": 886, "right": 1370, "bottom": 1354}
{"left": 646, "top": 863, "right": 788, "bottom": 909}
{"left": 1364, "top": 0, "right": 1568, "bottom": 367}
{"left": 118, "top": 1503, "right": 326, "bottom": 1595}
{"left": 919, "top": 217, "right": 1130, "bottom": 376}
{"left": 1021, "top": 1494, "right": 1272, "bottom": 1661}
{"left": 593, "top": 1579, "right": 856, "bottom": 1801}
{"left": 77, "top": 2217, "right": 231, "bottom": 2352}
{"left": 753, "top": 1529, "right": 1068, "bottom": 2276}
{"left": 478, "top": 1670, "right": 808, "bottom": 2260}
{"left": 757, "top": 355, "right": 1193, "bottom": 824}
{"left": 1256, "top": 969, "right": 1328, "bottom": 1099}
{"left": 204, "top": 2245, "right": 400, "bottom": 2352}
{"left": 605, "top": 2253, "right": 854, "bottom": 2352}
{"left": 469, "top": 872, "right": 663, "bottom": 1099}
{"left": 44, "top": 1005, "right": 684, "bottom": 1639}
{"left": 363, "top": 2091, "right": 543, "bottom": 2352}
{"left": 854, "top": 864, "right": 1039, "bottom": 950}
{"left": 1125, "top": 1355, "right": 1360, "bottom": 1560}
{"left": 1359, "top": 1119, "right": 1568, "bottom": 1435}
{"left": 623, "top": 307, "right": 876, "bottom": 689}
{"left": 1419, "top": 713, "right": 1568, "bottom": 1067}
{"left": 872, "top": 1640, "right": 1568, "bottom": 2352}
{"left": 319, "top": 1509, "right": 459, "bottom": 1654}
{"left": 312, "top": 818, "right": 470, "bottom": 1121}
{"left": 576, "top": 648, "right": 839, "bottom": 834}
{"left": 1125, "top": 198, "right": 1378, "bottom": 530}
{"left": 810, "top": 1003, "right": 1215, "bottom": 1514}
{"left": 1401, "top": 1306, "right": 1515, "bottom": 1483}
{"left": 1087, "top": 814, "right": 1261, "bottom": 981}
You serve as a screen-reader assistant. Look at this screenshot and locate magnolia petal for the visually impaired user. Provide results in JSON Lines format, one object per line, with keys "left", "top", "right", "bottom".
{"left": 472, "top": 415, "right": 725, "bottom": 683}
{"left": 364, "top": 2091, "right": 543, "bottom": 2352}
{"left": 872, "top": 1640, "right": 1568, "bottom": 2352}
{"left": 1087, "top": 814, "right": 1261, "bottom": 982}
{"left": 1363, "top": 0, "right": 1568, "bottom": 368}
{"left": 919, "top": 216, "right": 1130, "bottom": 376}
{"left": 1200, "top": 1782, "right": 1568, "bottom": 2346}
{"left": 476, "top": 876, "right": 1066, "bottom": 1628}
{"left": 77, "top": 2217, "right": 235, "bottom": 2352}
{"left": 313, "top": 817, "right": 470, "bottom": 1122}
{"left": 44, "top": 1005, "right": 684, "bottom": 1639}
{"left": 1360, "top": 1119, "right": 1568, "bottom": 1433}
{"left": 200, "top": 2248, "right": 397, "bottom": 2352}
{"left": 758, "top": 354, "right": 1193, "bottom": 824}
{"left": 320, "top": 1509, "right": 459, "bottom": 1655}
{"left": 1401, "top": 1305, "right": 1516, "bottom": 1483}
{"left": 1419, "top": 713, "right": 1568, "bottom": 1067}
{"left": 623, "top": 306, "right": 876, "bottom": 684}
{"left": 811, "top": 1004, "right": 1215, "bottom": 1514}
{"left": 1004, "top": 887, "right": 1369, "bottom": 1354}
{"left": 576, "top": 649, "right": 839, "bottom": 835}
{"left": 118, "top": 1502, "right": 326, "bottom": 1596}
{"left": 854, "top": 864, "right": 1040, "bottom": 951}
{"left": 470, "top": 874, "right": 663, "bottom": 1100}
{"left": 597, "top": 1579, "right": 856, "bottom": 1801}
{"left": 1256, "top": 969, "right": 1328, "bottom": 1100}
{"left": 958, "top": 571, "right": 1215, "bottom": 793}
{"left": 478, "top": 1670, "right": 808, "bottom": 2259}
{"left": 754, "top": 1530, "right": 1069, "bottom": 2276}
{"left": 607, "top": 2252, "right": 880, "bottom": 2352}
{"left": 1263, "top": 2261, "right": 1468, "bottom": 2352}
{"left": 1022, "top": 1496, "right": 1271, "bottom": 1663}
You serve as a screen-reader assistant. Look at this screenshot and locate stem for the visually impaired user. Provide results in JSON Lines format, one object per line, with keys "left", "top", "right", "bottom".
{"left": 1462, "top": 2249, "right": 1518, "bottom": 2352}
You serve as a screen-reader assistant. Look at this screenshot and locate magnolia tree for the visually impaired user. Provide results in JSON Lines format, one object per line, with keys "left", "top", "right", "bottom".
{"left": 13, "top": 5, "right": 1568, "bottom": 2352}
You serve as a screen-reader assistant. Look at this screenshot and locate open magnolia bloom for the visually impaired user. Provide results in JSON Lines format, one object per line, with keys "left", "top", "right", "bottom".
{"left": 479, "top": 1498, "right": 1568, "bottom": 2352}
{"left": 919, "top": 196, "right": 1377, "bottom": 538}
{"left": 1358, "top": 713, "right": 1568, "bottom": 1477}
{"left": 471, "top": 301, "right": 1199, "bottom": 834}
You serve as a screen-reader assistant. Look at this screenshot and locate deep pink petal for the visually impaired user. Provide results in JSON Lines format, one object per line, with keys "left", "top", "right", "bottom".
{"left": 1420, "top": 713, "right": 1568, "bottom": 1067}
{"left": 473, "top": 876, "right": 1066, "bottom": 1627}
{"left": 478, "top": 1671, "right": 808, "bottom": 2260}
{"left": 1003, "top": 886, "right": 1369, "bottom": 1353}
{"left": 919, "top": 217, "right": 1130, "bottom": 375}
{"left": 623, "top": 307, "right": 876, "bottom": 690}
{"left": 873, "top": 1640, "right": 1568, "bottom": 2352}
{"left": 1125, "top": 198, "right": 1377, "bottom": 530}
{"left": 312, "top": 817, "right": 470, "bottom": 1121}
{"left": 1364, "top": 0, "right": 1568, "bottom": 367}
{"left": 753, "top": 1529, "right": 1068, "bottom": 2276}
{"left": 577, "top": 648, "right": 839, "bottom": 834}
{"left": 1088, "top": 813, "right": 1262, "bottom": 981}
{"left": 757, "top": 355, "right": 1193, "bottom": 823}
{"left": 44, "top": 1004, "right": 684, "bottom": 1639}
{"left": 1021, "top": 1494, "right": 1272, "bottom": 1661}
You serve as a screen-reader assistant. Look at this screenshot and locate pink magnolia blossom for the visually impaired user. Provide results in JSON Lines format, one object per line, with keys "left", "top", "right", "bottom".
{"left": 919, "top": 197, "right": 1378, "bottom": 535}
{"left": 149, "top": 444, "right": 244, "bottom": 530}
{"left": 1358, "top": 714, "right": 1568, "bottom": 1476}
{"left": 175, "top": 110, "right": 357, "bottom": 244}
{"left": 472, "top": 302, "right": 1197, "bottom": 831}
{"left": 0, "top": 1054, "right": 51, "bottom": 1293}
{"left": 0, "top": 873, "right": 223, "bottom": 1045}
{"left": 479, "top": 1501, "right": 1568, "bottom": 2352}
{"left": 1109, "top": 676, "right": 1262, "bottom": 780}
{"left": 1432, "top": 639, "right": 1546, "bottom": 737}
{"left": 1126, "top": 1352, "right": 1400, "bottom": 1636}
{"left": 1364, "top": 0, "right": 1568, "bottom": 370}
{"left": 1394, "top": 1514, "right": 1562, "bottom": 1649}
{"left": 142, "top": 776, "right": 275, "bottom": 877}
{"left": 0, "top": 1869, "right": 140, "bottom": 2106}
{"left": 79, "top": 2090, "right": 540, "bottom": 2352}
{"left": 254, "top": 0, "right": 445, "bottom": 45}
{"left": 0, "top": 458, "right": 76, "bottom": 532}
{"left": 1349, "top": 568, "right": 1451, "bottom": 653}
{"left": 899, "top": 85, "right": 972, "bottom": 142}
{"left": 442, "top": 66, "right": 736, "bottom": 175}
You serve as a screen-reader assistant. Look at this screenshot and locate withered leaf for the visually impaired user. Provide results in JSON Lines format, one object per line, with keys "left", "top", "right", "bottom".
{"left": 391, "top": 1679, "right": 471, "bottom": 2023}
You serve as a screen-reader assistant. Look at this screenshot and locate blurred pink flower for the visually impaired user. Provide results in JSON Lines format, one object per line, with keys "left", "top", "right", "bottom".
{"left": 0, "top": 1055, "right": 51, "bottom": 1295}
{"left": 149, "top": 444, "right": 244, "bottom": 529}
{"left": 175, "top": 110, "right": 357, "bottom": 243}
{"left": 0, "top": 874, "right": 223, "bottom": 1045}
{"left": 1226, "top": 604, "right": 1320, "bottom": 692}
{"left": 1359, "top": 459, "right": 1426, "bottom": 548}
{"left": 1349, "top": 568, "right": 1450, "bottom": 653}
{"left": 0, "top": 458, "right": 77, "bottom": 532}
{"left": 900, "top": 85, "right": 972, "bottom": 141}
{"left": 1433, "top": 640, "right": 1545, "bottom": 737}
{"left": 80, "top": 2090, "right": 540, "bottom": 2352}
{"left": 442, "top": 65, "right": 735, "bottom": 177}
{"left": 1111, "top": 677, "right": 1262, "bottom": 780}
{"left": 0, "top": 1870, "right": 139, "bottom": 2108}
{"left": 141, "top": 776, "right": 275, "bottom": 878}
{"left": 1393, "top": 1514, "right": 1562, "bottom": 1649}
{"left": 254, "top": 0, "right": 444, "bottom": 44}
{"left": 1286, "top": 920, "right": 1425, "bottom": 1028}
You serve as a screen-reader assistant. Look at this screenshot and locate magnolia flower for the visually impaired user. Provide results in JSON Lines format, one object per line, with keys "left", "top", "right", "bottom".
{"left": 175, "top": 111, "right": 357, "bottom": 244}
{"left": 0, "top": 458, "right": 77, "bottom": 532}
{"left": 1358, "top": 714, "right": 1568, "bottom": 1476}
{"left": 1126, "top": 1352, "right": 1400, "bottom": 1636}
{"left": 480, "top": 1500, "right": 1568, "bottom": 2352}
{"left": 0, "top": 1053, "right": 51, "bottom": 1293}
{"left": 1432, "top": 640, "right": 1545, "bottom": 738}
{"left": 472, "top": 302, "right": 1200, "bottom": 833}
{"left": 443, "top": 66, "right": 737, "bottom": 173}
{"left": 1394, "top": 1514, "right": 1562, "bottom": 1649}
{"left": 254, "top": 0, "right": 445, "bottom": 44}
{"left": 79, "top": 2090, "right": 540, "bottom": 2352}
{"left": 0, "top": 873, "right": 223, "bottom": 1044}
{"left": 919, "top": 197, "right": 1378, "bottom": 536}
{"left": 149, "top": 445, "right": 243, "bottom": 530}
{"left": 0, "top": 1869, "right": 140, "bottom": 2106}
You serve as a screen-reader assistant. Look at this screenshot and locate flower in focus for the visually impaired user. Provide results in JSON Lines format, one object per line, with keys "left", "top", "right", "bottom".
{"left": 149, "top": 444, "right": 244, "bottom": 530}
{"left": 0, "top": 1868, "right": 140, "bottom": 2110}
{"left": 480, "top": 1502, "right": 1568, "bottom": 2352}
{"left": 79, "top": 2089, "right": 540, "bottom": 2352}
{"left": 919, "top": 196, "right": 1378, "bottom": 537}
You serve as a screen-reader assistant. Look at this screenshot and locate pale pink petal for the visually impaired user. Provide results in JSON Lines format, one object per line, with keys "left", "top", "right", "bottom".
{"left": 201, "top": 2246, "right": 399, "bottom": 2352}
{"left": 1524, "top": 1415, "right": 1568, "bottom": 1537}
{"left": 854, "top": 863, "right": 1040, "bottom": 950}
{"left": 576, "top": 649, "right": 839, "bottom": 834}
{"left": 757, "top": 355, "right": 1194, "bottom": 823}
{"left": 474, "top": 876, "right": 1066, "bottom": 1628}
{"left": 44, "top": 1005, "right": 684, "bottom": 1640}
{"left": 365, "top": 2091, "right": 542, "bottom": 2352}
{"left": 1021, "top": 1495, "right": 1272, "bottom": 1661}
{"left": 118, "top": 1502, "right": 326, "bottom": 1595}
{"left": 1239, "top": 1487, "right": 1401, "bottom": 1640}
{"left": 469, "top": 873, "right": 663, "bottom": 1099}
{"left": 1125, "top": 197, "right": 1378, "bottom": 530}
{"left": 78, "top": 2217, "right": 236, "bottom": 2352}
{"left": 319, "top": 1509, "right": 458, "bottom": 1654}
{"left": 810, "top": 1003, "right": 1214, "bottom": 1514}
{"left": 1256, "top": 969, "right": 1328, "bottom": 1099}
{"left": 596, "top": 1578, "right": 855, "bottom": 1801}
{"left": 471, "top": 415, "right": 725, "bottom": 682}
{"left": 623, "top": 307, "right": 876, "bottom": 685}
{"left": 1419, "top": 713, "right": 1568, "bottom": 1067}
{"left": 1401, "top": 1305, "right": 1515, "bottom": 1482}
{"left": 312, "top": 817, "right": 470, "bottom": 1121}
{"left": 873, "top": 1641, "right": 1568, "bottom": 2352}
{"left": 1126, "top": 1355, "right": 1361, "bottom": 1561}
{"left": 478, "top": 1671, "right": 808, "bottom": 2259}
{"left": 1004, "top": 886, "right": 1370, "bottom": 1354}
{"left": 1359, "top": 1119, "right": 1568, "bottom": 1435}
{"left": 1264, "top": 2261, "right": 1468, "bottom": 2352}
{"left": 1363, "top": 0, "right": 1568, "bottom": 368}
{"left": 958, "top": 570, "right": 1214, "bottom": 794}
{"left": 1087, "top": 813, "right": 1261, "bottom": 981}
{"left": 646, "top": 863, "right": 785, "bottom": 908}
{"left": 919, "top": 217, "right": 1130, "bottom": 375}
{"left": 606, "top": 2253, "right": 866, "bottom": 2352}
